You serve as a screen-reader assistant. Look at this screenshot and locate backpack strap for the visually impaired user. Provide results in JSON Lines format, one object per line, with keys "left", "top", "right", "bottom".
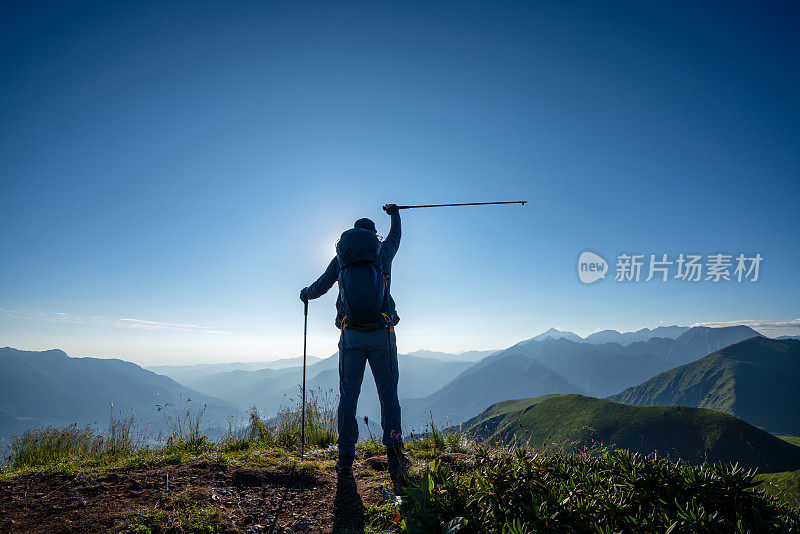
{"left": 376, "top": 263, "right": 392, "bottom": 329}
{"left": 381, "top": 313, "right": 394, "bottom": 332}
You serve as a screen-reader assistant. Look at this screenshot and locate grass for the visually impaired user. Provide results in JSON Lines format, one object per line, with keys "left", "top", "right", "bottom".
{"left": 7, "top": 403, "right": 140, "bottom": 470}
{"left": 112, "top": 489, "right": 236, "bottom": 533}
{"left": 243, "top": 388, "right": 338, "bottom": 451}
{"left": 405, "top": 414, "right": 470, "bottom": 459}
{"left": 357, "top": 435, "right": 386, "bottom": 458}
{"left": 1, "top": 391, "right": 339, "bottom": 480}
{"left": 8, "top": 425, "right": 106, "bottom": 469}
{"left": 156, "top": 397, "right": 209, "bottom": 455}
{"left": 1, "top": 431, "right": 328, "bottom": 482}
{"left": 758, "top": 469, "right": 800, "bottom": 511}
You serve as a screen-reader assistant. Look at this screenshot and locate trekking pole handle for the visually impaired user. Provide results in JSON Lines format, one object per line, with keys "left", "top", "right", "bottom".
{"left": 304, "top": 300, "right": 308, "bottom": 316}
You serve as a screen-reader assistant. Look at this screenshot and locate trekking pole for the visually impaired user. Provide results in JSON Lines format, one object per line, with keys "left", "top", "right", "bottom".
{"left": 383, "top": 200, "right": 527, "bottom": 211}
{"left": 300, "top": 300, "right": 308, "bottom": 459}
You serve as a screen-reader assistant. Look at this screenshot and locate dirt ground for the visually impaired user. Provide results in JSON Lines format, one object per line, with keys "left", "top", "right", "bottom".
{"left": 0, "top": 459, "right": 391, "bottom": 533}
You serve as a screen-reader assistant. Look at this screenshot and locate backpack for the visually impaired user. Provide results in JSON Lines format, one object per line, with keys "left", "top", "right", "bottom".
{"left": 336, "top": 228, "right": 389, "bottom": 330}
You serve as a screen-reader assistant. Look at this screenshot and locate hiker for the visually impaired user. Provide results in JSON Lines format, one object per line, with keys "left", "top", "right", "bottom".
{"left": 300, "top": 203, "right": 408, "bottom": 487}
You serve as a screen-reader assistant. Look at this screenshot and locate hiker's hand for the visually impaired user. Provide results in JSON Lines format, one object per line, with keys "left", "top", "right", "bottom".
{"left": 299, "top": 288, "right": 309, "bottom": 303}
{"left": 383, "top": 204, "right": 399, "bottom": 215}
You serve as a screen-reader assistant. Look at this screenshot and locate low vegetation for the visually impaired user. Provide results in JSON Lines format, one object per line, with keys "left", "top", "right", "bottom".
{"left": 376, "top": 447, "right": 799, "bottom": 532}
{"left": 758, "top": 469, "right": 800, "bottom": 511}
{"left": 112, "top": 490, "right": 235, "bottom": 533}
{"left": 1, "top": 390, "right": 338, "bottom": 479}
{"left": 7, "top": 404, "right": 139, "bottom": 470}
{"left": 3, "top": 394, "right": 800, "bottom": 532}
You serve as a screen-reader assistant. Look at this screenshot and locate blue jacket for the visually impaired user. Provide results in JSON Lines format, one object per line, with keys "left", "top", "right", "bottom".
{"left": 306, "top": 212, "right": 401, "bottom": 330}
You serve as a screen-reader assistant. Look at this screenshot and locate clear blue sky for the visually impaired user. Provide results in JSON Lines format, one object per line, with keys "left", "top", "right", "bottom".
{"left": 2, "top": 1, "right": 798, "bottom": 364}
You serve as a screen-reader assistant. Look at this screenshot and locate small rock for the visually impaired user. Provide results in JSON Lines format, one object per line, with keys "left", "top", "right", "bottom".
{"left": 247, "top": 525, "right": 265, "bottom": 533}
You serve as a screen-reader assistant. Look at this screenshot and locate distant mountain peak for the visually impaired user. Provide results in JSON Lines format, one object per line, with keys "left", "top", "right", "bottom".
{"left": 531, "top": 328, "right": 583, "bottom": 343}
{"left": 584, "top": 326, "right": 689, "bottom": 345}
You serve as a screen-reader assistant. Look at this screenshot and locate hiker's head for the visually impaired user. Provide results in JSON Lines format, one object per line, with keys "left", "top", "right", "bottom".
{"left": 354, "top": 218, "right": 376, "bottom": 234}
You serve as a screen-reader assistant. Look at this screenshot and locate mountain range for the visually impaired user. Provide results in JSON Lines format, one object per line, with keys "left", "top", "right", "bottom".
{"left": 1, "top": 324, "right": 787, "bottom": 448}
{"left": 610, "top": 337, "right": 800, "bottom": 435}
{"left": 0, "top": 347, "right": 237, "bottom": 442}
{"left": 213, "top": 354, "right": 475, "bottom": 424}
{"left": 402, "top": 326, "right": 761, "bottom": 429}
{"left": 403, "top": 349, "right": 497, "bottom": 362}
{"left": 458, "top": 394, "right": 800, "bottom": 473}
{"left": 529, "top": 325, "right": 689, "bottom": 345}
{"left": 146, "top": 355, "right": 323, "bottom": 386}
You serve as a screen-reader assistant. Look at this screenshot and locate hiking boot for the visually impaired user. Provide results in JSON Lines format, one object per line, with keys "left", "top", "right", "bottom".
{"left": 335, "top": 455, "right": 354, "bottom": 477}
{"left": 387, "top": 447, "right": 410, "bottom": 492}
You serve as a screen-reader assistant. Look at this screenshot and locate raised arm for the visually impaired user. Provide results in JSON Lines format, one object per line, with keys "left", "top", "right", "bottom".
{"left": 301, "top": 257, "right": 339, "bottom": 302}
{"left": 380, "top": 206, "right": 401, "bottom": 261}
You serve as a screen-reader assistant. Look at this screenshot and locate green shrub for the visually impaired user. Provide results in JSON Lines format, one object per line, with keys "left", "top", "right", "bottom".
{"left": 246, "top": 406, "right": 275, "bottom": 447}
{"left": 399, "top": 448, "right": 800, "bottom": 532}
{"left": 444, "top": 428, "right": 469, "bottom": 454}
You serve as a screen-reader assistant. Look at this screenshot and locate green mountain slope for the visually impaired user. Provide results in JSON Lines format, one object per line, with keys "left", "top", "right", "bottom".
{"left": 658, "top": 325, "right": 762, "bottom": 366}
{"left": 609, "top": 337, "right": 800, "bottom": 434}
{"left": 403, "top": 354, "right": 582, "bottom": 430}
{"left": 459, "top": 394, "right": 800, "bottom": 473}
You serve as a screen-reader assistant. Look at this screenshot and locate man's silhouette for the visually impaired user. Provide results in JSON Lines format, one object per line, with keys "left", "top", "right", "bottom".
{"left": 300, "top": 203, "right": 407, "bottom": 487}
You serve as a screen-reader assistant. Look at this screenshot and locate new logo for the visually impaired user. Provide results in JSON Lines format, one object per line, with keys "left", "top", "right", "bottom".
{"left": 578, "top": 251, "right": 607, "bottom": 284}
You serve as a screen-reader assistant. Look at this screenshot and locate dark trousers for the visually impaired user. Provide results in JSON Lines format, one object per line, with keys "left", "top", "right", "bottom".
{"left": 337, "top": 327, "right": 402, "bottom": 456}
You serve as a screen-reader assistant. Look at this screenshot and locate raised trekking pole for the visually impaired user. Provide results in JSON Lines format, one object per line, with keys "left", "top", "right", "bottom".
{"left": 301, "top": 299, "right": 308, "bottom": 459}
{"left": 383, "top": 200, "right": 527, "bottom": 211}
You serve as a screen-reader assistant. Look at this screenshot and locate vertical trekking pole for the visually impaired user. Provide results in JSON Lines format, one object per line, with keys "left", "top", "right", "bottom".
{"left": 301, "top": 300, "right": 308, "bottom": 459}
